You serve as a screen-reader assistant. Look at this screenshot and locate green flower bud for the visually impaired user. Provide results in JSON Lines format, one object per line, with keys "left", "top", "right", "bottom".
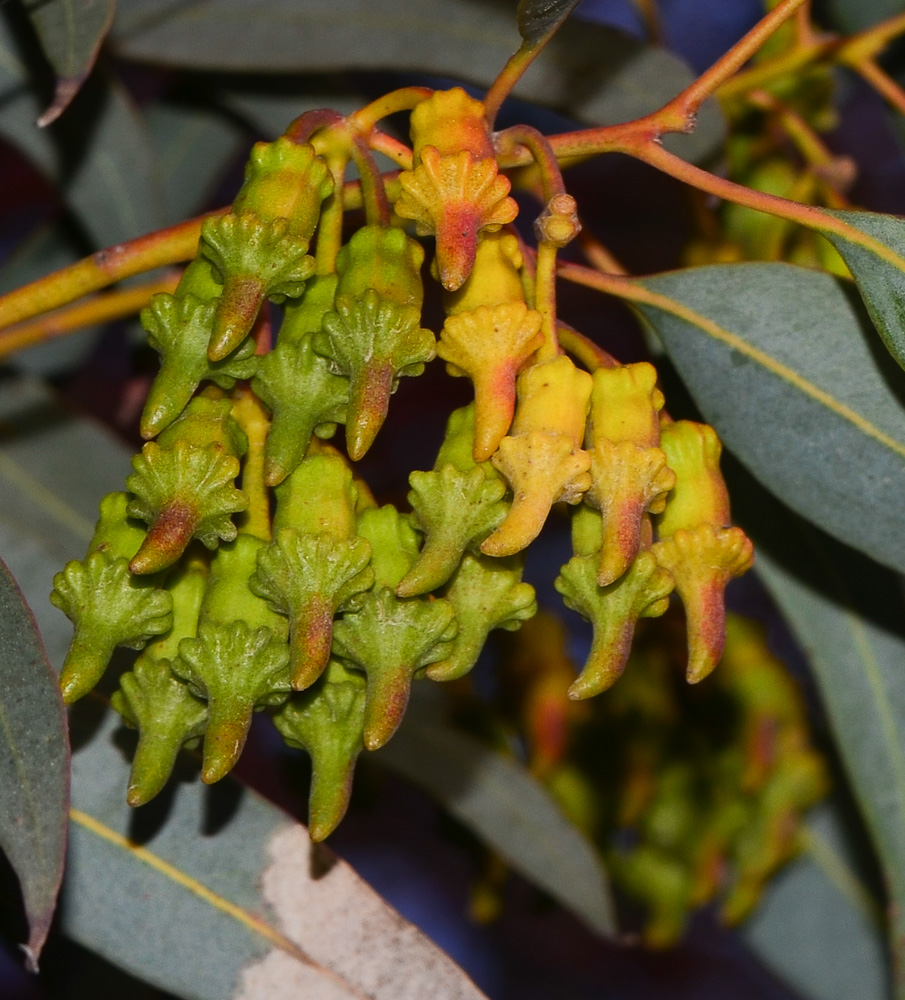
{"left": 86, "top": 491, "right": 148, "bottom": 561}
{"left": 51, "top": 554, "right": 173, "bottom": 704}
{"left": 253, "top": 337, "right": 349, "bottom": 487}
{"left": 427, "top": 553, "right": 536, "bottom": 681}
{"left": 111, "top": 558, "right": 209, "bottom": 806}
{"left": 331, "top": 587, "right": 457, "bottom": 750}
{"left": 555, "top": 551, "right": 673, "bottom": 699}
{"left": 201, "top": 211, "right": 316, "bottom": 361}
{"left": 139, "top": 293, "right": 258, "bottom": 439}
{"left": 315, "top": 291, "right": 435, "bottom": 460}
{"left": 272, "top": 659, "right": 367, "bottom": 842}
{"left": 273, "top": 452, "right": 362, "bottom": 539}
{"left": 174, "top": 535, "right": 290, "bottom": 783}
{"left": 127, "top": 441, "right": 248, "bottom": 574}
{"left": 397, "top": 464, "right": 508, "bottom": 597}
{"left": 356, "top": 505, "right": 421, "bottom": 590}
{"left": 251, "top": 528, "right": 373, "bottom": 690}
{"left": 335, "top": 225, "right": 425, "bottom": 309}
{"left": 233, "top": 137, "right": 333, "bottom": 242}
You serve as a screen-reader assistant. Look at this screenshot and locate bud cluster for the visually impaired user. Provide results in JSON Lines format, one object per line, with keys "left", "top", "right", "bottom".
{"left": 52, "top": 86, "right": 754, "bottom": 841}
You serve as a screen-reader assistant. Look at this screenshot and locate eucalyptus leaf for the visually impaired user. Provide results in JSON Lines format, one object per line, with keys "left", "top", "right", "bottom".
{"left": 110, "top": 0, "right": 724, "bottom": 162}
{"left": 821, "top": 210, "right": 905, "bottom": 374}
{"left": 0, "top": 555, "right": 69, "bottom": 967}
{"left": 22, "top": 0, "right": 116, "bottom": 124}
{"left": 0, "top": 13, "right": 162, "bottom": 248}
{"left": 0, "top": 375, "right": 489, "bottom": 1000}
{"left": 729, "top": 463, "right": 905, "bottom": 996}
{"left": 145, "top": 100, "right": 247, "bottom": 224}
{"left": 517, "top": 0, "right": 580, "bottom": 46}
{"left": 636, "top": 262, "right": 905, "bottom": 573}
{"left": 743, "top": 802, "right": 889, "bottom": 1000}
{"left": 378, "top": 687, "right": 617, "bottom": 937}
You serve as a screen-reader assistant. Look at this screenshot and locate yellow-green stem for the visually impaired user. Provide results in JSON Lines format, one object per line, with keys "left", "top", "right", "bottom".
{"left": 0, "top": 214, "right": 217, "bottom": 331}
{"left": 534, "top": 241, "right": 560, "bottom": 362}
{"left": 0, "top": 275, "right": 179, "bottom": 359}
{"left": 350, "top": 87, "right": 433, "bottom": 132}
{"left": 631, "top": 141, "right": 905, "bottom": 273}
{"left": 495, "top": 125, "right": 566, "bottom": 203}
{"left": 557, "top": 324, "right": 619, "bottom": 371}
{"left": 231, "top": 386, "right": 272, "bottom": 543}
{"left": 314, "top": 151, "right": 348, "bottom": 276}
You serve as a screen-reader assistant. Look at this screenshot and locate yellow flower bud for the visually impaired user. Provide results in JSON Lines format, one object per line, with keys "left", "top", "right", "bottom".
{"left": 409, "top": 87, "right": 494, "bottom": 160}
{"left": 444, "top": 231, "right": 526, "bottom": 317}
{"left": 583, "top": 363, "right": 674, "bottom": 584}
{"left": 481, "top": 356, "right": 593, "bottom": 556}
{"left": 653, "top": 421, "right": 754, "bottom": 684}
{"left": 395, "top": 147, "right": 518, "bottom": 291}
{"left": 438, "top": 302, "right": 544, "bottom": 461}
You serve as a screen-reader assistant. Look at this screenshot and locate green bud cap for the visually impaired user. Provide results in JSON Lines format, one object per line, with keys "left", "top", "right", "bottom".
{"left": 555, "top": 551, "right": 674, "bottom": 700}
{"left": 139, "top": 293, "right": 258, "bottom": 439}
{"left": 51, "top": 552, "right": 173, "bottom": 703}
{"left": 156, "top": 394, "right": 249, "bottom": 456}
{"left": 356, "top": 505, "right": 421, "bottom": 590}
{"left": 201, "top": 211, "right": 316, "bottom": 360}
{"left": 434, "top": 403, "right": 481, "bottom": 473}
{"left": 173, "top": 257, "right": 223, "bottom": 304}
{"left": 276, "top": 274, "right": 339, "bottom": 348}
{"left": 397, "top": 463, "right": 508, "bottom": 597}
{"left": 570, "top": 503, "right": 603, "bottom": 558}
{"left": 198, "top": 534, "right": 288, "bottom": 633}
{"left": 253, "top": 338, "right": 349, "bottom": 486}
{"left": 127, "top": 440, "right": 248, "bottom": 574}
{"left": 427, "top": 553, "right": 536, "bottom": 681}
{"left": 315, "top": 290, "right": 436, "bottom": 459}
{"left": 272, "top": 452, "right": 361, "bottom": 538}
{"left": 335, "top": 225, "right": 425, "bottom": 308}
{"left": 112, "top": 656, "right": 208, "bottom": 807}
{"left": 175, "top": 618, "right": 291, "bottom": 783}
{"left": 331, "top": 588, "right": 457, "bottom": 749}
{"left": 234, "top": 137, "right": 333, "bottom": 242}
{"left": 272, "top": 659, "right": 367, "bottom": 841}
{"left": 251, "top": 528, "right": 373, "bottom": 690}
{"left": 87, "top": 491, "right": 148, "bottom": 561}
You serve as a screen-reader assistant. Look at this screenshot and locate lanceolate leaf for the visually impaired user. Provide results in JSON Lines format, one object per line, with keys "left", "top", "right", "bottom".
{"left": 22, "top": 0, "right": 116, "bottom": 124}
{"left": 743, "top": 802, "right": 889, "bottom": 1000}
{"left": 0, "top": 377, "right": 488, "bottom": 999}
{"left": 517, "top": 0, "right": 581, "bottom": 46}
{"left": 0, "top": 557, "right": 69, "bottom": 967}
{"left": 635, "top": 262, "right": 905, "bottom": 573}
{"left": 729, "top": 467, "right": 905, "bottom": 997}
{"left": 110, "top": 1, "right": 723, "bottom": 162}
{"left": 0, "top": 15, "right": 163, "bottom": 248}
{"left": 820, "top": 210, "right": 905, "bottom": 373}
{"left": 378, "top": 688, "right": 617, "bottom": 937}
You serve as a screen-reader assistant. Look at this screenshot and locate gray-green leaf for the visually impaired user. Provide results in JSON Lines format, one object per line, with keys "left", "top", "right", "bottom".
{"left": 821, "top": 209, "right": 905, "bottom": 373}
{"left": 0, "top": 556, "right": 69, "bottom": 966}
{"left": 109, "top": 1, "right": 723, "bottom": 162}
{"left": 732, "top": 467, "right": 905, "bottom": 996}
{"left": 637, "top": 262, "right": 905, "bottom": 573}
{"left": 743, "top": 802, "right": 889, "bottom": 1000}
{"left": 22, "top": 0, "right": 116, "bottom": 124}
